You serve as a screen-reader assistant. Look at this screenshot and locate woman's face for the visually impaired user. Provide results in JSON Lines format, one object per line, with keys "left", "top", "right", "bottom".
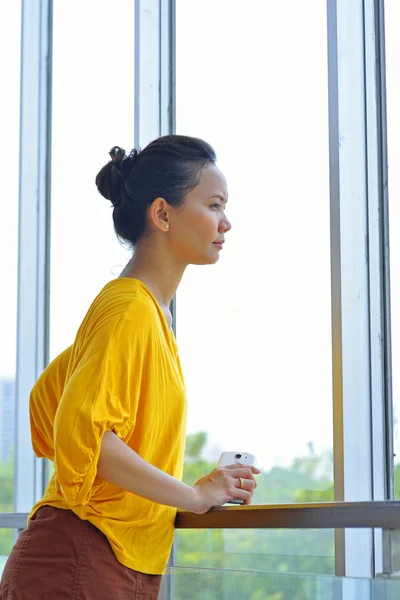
{"left": 168, "top": 164, "right": 232, "bottom": 266}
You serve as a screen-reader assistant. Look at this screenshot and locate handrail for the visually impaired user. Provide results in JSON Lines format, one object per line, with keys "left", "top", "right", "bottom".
{"left": 3, "top": 501, "right": 400, "bottom": 532}
{"left": 175, "top": 501, "right": 400, "bottom": 530}
{"left": 0, "top": 513, "right": 28, "bottom": 529}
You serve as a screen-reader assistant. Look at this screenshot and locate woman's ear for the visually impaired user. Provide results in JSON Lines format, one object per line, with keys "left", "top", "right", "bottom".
{"left": 149, "top": 197, "right": 170, "bottom": 231}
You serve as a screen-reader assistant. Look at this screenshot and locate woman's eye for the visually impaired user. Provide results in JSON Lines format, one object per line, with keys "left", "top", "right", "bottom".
{"left": 210, "top": 203, "right": 221, "bottom": 210}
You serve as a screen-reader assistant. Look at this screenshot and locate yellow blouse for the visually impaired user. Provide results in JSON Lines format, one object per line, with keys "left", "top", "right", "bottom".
{"left": 29, "top": 278, "right": 187, "bottom": 575}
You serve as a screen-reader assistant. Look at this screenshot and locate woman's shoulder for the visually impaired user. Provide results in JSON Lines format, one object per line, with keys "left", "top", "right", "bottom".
{"left": 99, "top": 278, "right": 158, "bottom": 319}
{"left": 79, "top": 278, "right": 158, "bottom": 337}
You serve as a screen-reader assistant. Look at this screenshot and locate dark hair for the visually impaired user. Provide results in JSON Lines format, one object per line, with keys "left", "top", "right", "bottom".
{"left": 95, "top": 134, "right": 217, "bottom": 247}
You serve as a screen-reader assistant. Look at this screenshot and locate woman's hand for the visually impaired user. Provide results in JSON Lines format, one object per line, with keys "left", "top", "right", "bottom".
{"left": 190, "top": 463, "right": 261, "bottom": 514}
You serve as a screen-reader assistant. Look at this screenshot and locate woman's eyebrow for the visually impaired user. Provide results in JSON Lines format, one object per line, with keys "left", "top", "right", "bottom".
{"left": 209, "top": 194, "right": 228, "bottom": 203}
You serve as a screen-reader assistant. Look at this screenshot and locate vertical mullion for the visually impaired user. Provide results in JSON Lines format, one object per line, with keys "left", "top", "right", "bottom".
{"left": 134, "top": 0, "right": 161, "bottom": 149}
{"left": 135, "top": 2, "right": 175, "bottom": 598}
{"left": 374, "top": 0, "right": 394, "bottom": 505}
{"left": 37, "top": 0, "right": 53, "bottom": 498}
{"left": 328, "top": 0, "right": 391, "bottom": 582}
{"left": 363, "top": 0, "right": 392, "bottom": 578}
{"left": 328, "top": 0, "right": 374, "bottom": 580}
{"left": 15, "top": 0, "right": 52, "bottom": 514}
{"left": 368, "top": 0, "right": 395, "bottom": 579}
{"left": 160, "top": 0, "right": 175, "bottom": 137}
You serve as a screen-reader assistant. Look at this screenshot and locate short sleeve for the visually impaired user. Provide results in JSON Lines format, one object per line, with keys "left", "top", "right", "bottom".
{"left": 30, "top": 346, "right": 72, "bottom": 460}
{"left": 53, "top": 308, "right": 152, "bottom": 507}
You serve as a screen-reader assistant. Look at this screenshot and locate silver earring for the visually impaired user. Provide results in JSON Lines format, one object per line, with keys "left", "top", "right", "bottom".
{"left": 165, "top": 223, "right": 170, "bottom": 231}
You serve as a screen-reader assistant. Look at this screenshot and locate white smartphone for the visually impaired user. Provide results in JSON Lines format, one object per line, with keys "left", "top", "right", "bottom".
{"left": 217, "top": 451, "right": 257, "bottom": 505}
{"left": 217, "top": 451, "right": 257, "bottom": 468}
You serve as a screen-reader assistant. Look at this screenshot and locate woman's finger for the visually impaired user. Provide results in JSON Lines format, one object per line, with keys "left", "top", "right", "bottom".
{"left": 234, "top": 476, "right": 255, "bottom": 492}
{"left": 226, "top": 467, "right": 259, "bottom": 484}
{"left": 223, "top": 463, "right": 261, "bottom": 475}
{"left": 231, "top": 488, "right": 252, "bottom": 503}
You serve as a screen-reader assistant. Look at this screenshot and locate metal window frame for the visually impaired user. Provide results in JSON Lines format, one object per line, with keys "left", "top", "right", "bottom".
{"left": 374, "top": 0, "right": 393, "bottom": 503}
{"left": 134, "top": 0, "right": 176, "bottom": 323}
{"left": 365, "top": 0, "right": 393, "bottom": 580}
{"left": 14, "top": 0, "right": 53, "bottom": 515}
{"left": 134, "top": 2, "right": 176, "bottom": 598}
{"left": 134, "top": 0, "right": 175, "bottom": 149}
{"left": 327, "top": 0, "right": 391, "bottom": 583}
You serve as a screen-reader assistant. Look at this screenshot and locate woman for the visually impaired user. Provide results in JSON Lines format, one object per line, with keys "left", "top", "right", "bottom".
{"left": 0, "top": 135, "right": 260, "bottom": 599}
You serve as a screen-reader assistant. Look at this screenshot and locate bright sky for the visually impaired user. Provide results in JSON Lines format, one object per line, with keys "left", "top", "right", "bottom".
{"left": 0, "top": 0, "right": 398, "bottom": 476}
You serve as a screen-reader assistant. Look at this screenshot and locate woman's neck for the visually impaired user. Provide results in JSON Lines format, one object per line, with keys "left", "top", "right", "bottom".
{"left": 119, "top": 240, "right": 185, "bottom": 309}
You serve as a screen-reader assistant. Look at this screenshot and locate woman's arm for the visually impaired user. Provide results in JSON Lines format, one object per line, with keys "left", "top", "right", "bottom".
{"left": 97, "top": 431, "right": 260, "bottom": 514}
{"left": 97, "top": 431, "right": 199, "bottom": 511}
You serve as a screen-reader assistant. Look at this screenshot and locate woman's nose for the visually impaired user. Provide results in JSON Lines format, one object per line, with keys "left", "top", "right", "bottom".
{"left": 219, "top": 215, "right": 232, "bottom": 233}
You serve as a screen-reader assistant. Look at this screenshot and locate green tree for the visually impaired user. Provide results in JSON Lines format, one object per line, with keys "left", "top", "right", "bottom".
{"left": 0, "top": 459, "right": 13, "bottom": 511}
{"left": 0, "top": 458, "right": 14, "bottom": 564}
{"left": 394, "top": 463, "right": 400, "bottom": 500}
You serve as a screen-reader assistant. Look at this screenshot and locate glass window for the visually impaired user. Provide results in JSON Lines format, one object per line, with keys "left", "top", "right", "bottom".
{"left": 49, "top": 0, "right": 135, "bottom": 360}
{"left": 0, "top": 0, "right": 21, "bottom": 561}
{"left": 175, "top": 0, "right": 334, "bottom": 575}
{"left": 385, "top": 1, "right": 400, "bottom": 498}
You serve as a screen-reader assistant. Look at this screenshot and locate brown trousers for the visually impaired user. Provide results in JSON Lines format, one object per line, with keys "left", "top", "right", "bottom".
{"left": 0, "top": 506, "right": 162, "bottom": 600}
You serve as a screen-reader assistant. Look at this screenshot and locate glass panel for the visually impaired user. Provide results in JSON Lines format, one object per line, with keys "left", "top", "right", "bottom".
{"left": 0, "top": 1, "right": 21, "bottom": 514}
{"left": 164, "top": 567, "right": 400, "bottom": 600}
{"left": 175, "top": 0, "right": 333, "bottom": 572}
{"left": 385, "top": 2, "right": 400, "bottom": 498}
{"left": 50, "top": 2, "right": 135, "bottom": 358}
{"left": 177, "top": 528, "right": 334, "bottom": 575}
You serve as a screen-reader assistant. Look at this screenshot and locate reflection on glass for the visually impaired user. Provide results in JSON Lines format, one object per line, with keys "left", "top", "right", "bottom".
{"left": 50, "top": 0, "right": 135, "bottom": 361}
{"left": 176, "top": 0, "right": 333, "bottom": 572}
{"left": 385, "top": 2, "right": 400, "bottom": 498}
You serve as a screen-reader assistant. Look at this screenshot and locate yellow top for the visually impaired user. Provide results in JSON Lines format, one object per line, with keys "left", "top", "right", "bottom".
{"left": 29, "top": 278, "right": 187, "bottom": 575}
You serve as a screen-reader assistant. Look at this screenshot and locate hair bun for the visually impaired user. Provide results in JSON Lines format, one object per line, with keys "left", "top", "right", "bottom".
{"left": 109, "top": 146, "right": 126, "bottom": 166}
{"left": 95, "top": 146, "right": 125, "bottom": 206}
{"left": 110, "top": 146, "right": 139, "bottom": 169}
{"left": 96, "top": 146, "right": 139, "bottom": 206}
